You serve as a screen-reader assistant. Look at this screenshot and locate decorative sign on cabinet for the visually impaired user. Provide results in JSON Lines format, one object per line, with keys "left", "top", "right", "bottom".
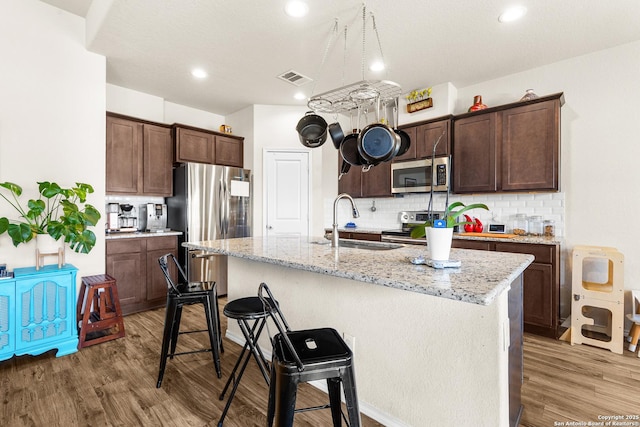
{"left": 0, "top": 264, "right": 79, "bottom": 361}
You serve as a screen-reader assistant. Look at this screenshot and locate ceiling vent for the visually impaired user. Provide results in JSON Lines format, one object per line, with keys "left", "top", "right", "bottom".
{"left": 277, "top": 70, "right": 312, "bottom": 86}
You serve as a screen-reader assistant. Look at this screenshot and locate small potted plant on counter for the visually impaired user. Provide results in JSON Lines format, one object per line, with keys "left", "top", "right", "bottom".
{"left": 410, "top": 202, "right": 488, "bottom": 261}
{"left": 0, "top": 181, "right": 101, "bottom": 254}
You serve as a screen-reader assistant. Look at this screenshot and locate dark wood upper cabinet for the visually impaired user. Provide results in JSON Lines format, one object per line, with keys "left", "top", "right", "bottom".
{"left": 501, "top": 100, "right": 559, "bottom": 191}
{"left": 338, "top": 158, "right": 362, "bottom": 197}
{"left": 393, "top": 126, "right": 417, "bottom": 161}
{"left": 453, "top": 112, "right": 498, "bottom": 193}
{"left": 394, "top": 117, "right": 452, "bottom": 162}
{"left": 416, "top": 119, "right": 450, "bottom": 158}
{"left": 214, "top": 134, "right": 243, "bottom": 167}
{"left": 174, "top": 124, "right": 244, "bottom": 167}
{"left": 106, "top": 116, "right": 142, "bottom": 194}
{"left": 143, "top": 124, "right": 173, "bottom": 196}
{"left": 361, "top": 162, "right": 391, "bottom": 198}
{"left": 453, "top": 93, "right": 563, "bottom": 194}
{"left": 338, "top": 157, "right": 392, "bottom": 198}
{"left": 106, "top": 114, "right": 172, "bottom": 196}
{"left": 175, "top": 127, "right": 215, "bottom": 164}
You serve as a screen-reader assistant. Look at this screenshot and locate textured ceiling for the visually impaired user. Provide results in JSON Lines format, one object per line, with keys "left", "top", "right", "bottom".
{"left": 40, "top": 0, "right": 640, "bottom": 116}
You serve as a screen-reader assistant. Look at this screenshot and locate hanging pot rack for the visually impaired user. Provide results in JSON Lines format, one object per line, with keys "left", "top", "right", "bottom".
{"left": 306, "top": 4, "right": 402, "bottom": 115}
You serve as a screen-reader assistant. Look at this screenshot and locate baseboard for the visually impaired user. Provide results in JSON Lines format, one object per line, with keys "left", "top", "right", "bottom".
{"left": 225, "top": 330, "right": 410, "bottom": 427}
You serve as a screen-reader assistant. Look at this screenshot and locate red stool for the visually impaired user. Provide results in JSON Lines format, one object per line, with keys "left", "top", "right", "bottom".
{"left": 77, "top": 274, "right": 125, "bottom": 348}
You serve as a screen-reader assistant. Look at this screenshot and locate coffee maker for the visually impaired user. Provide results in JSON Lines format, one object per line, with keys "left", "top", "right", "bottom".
{"left": 140, "top": 203, "right": 168, "bottom": 232}
{"left": 118, "top": 204, "right": 138, "bottom": 231}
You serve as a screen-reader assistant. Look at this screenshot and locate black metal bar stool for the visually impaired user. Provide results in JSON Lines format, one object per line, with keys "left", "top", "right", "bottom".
{"left": 156, "top": 253, "right": 223, "bottom": 388}
{"left": 258, "top": 283, "right": 361, "bottom": 427}
{"left": 217, "top": 294, "right": 277, "bottom": 426}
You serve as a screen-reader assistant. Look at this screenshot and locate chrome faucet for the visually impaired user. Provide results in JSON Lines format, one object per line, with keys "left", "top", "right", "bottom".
{"left": 332, "top": 193, "right": 360, "bottom": 248}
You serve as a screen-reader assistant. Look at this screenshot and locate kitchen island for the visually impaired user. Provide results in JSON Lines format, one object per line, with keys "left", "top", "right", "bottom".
{"left": 184, "top": 236, "right": 533, "bottom": 427}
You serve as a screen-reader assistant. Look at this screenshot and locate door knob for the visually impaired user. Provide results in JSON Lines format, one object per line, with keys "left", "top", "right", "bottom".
{"left": 267, "top": 225, "right": 273, "bottom": 230}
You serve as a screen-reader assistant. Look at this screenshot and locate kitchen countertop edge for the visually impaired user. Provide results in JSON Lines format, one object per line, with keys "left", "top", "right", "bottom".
{"left": 184, "top": 236, "right": 534, "bottom": 306}
{"left": 106, "top": 230, "right": 183, "bottom": 240}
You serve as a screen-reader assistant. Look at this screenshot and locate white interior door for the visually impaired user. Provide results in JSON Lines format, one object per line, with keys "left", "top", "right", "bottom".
{"left": 264, "top": 150, "right": 310, "bottom": 236}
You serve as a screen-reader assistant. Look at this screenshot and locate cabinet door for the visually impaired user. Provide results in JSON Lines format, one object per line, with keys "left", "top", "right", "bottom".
{"left": 393, "top": 126, "right": 417, "bottom": 162}
{"left": 175, "top": 127, "right": 214, "bottom": 164}
{"left": 145, "top": 236, "right": 178, "bottom": 302}
{"left": 361, "top": 162, "right": 391, "bottom": 197}
{"left": 453, "top": 113, "right": 497, "bottom": 193}
{"left": 501, "top": 100, "right": 559, "bottom": 191}
{"left": 106, "top": 240, "right": 146, "bottom": 310}
{"left": 338, "top": 158, "right": 362, "bottom": 197}
{"left": 0, "top": 281, "right": 15, "bottom": 359}
{"left": 416, "top": 119, "right": 450, "bottom": 158}
{"left": 143, "top": 124, "right": 173, "bottom": 196}
{"left": 106, "top": 116, "right": 142, "bottom": 194}
{"left": 215, "top": 135, "right": 243, "bottom": 167}
{"left": 14, "top": 272, "right": 74, "bottom": 350}
{"left": 521, "top": 262, "right": 555, "bottom": 330}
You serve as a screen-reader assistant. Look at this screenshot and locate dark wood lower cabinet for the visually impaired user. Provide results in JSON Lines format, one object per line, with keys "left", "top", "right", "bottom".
{"left": 453, "top": 239, "right": 560, "bottom": 338}
{"left": 106, "top": 236, "right": 178, "bottom": 315}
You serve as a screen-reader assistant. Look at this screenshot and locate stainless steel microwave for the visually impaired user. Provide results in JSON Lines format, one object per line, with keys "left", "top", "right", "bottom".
{"left": 391, "top": 156, "right": 450, "bottom": 194}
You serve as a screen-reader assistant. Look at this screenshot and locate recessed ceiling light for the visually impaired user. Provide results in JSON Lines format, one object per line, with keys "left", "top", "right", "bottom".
{"left": 294, "top": 92, "right": 306, "bottom": 100}
{"left": 191, "top": 68, "right": 208, "bottom": 79}
{"left": 285, "top": 1, "right": 308, "bottom": 18}
{"left": 498, "top": 6, "right": 527, "bottom": 23}
{"left": 369, "top": 61, "right": 385, "bottom": 72}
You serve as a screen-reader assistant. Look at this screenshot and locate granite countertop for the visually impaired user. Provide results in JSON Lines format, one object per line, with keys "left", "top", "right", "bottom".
{"left": 105, "top": 230, "right": 182, "bottom": 240}
{"left": 184, "top": 236, "right": 533, "bottom": 306}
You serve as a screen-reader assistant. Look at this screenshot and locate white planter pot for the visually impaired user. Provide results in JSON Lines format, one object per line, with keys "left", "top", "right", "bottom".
{"left": 36, "top": 234, "right": 64, "bottom": 253}
{"left": 426, "top": 227, "right": 453, "bottom": 261}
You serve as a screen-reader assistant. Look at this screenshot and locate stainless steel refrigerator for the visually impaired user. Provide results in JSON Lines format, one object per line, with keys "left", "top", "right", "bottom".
{"left": 167, "top": 163, "right": 252, "bottom": 295}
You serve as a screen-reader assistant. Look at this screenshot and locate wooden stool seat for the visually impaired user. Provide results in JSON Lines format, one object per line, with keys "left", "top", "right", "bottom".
{"left": 77, "top": 274, "right": 125, "bottom": 348}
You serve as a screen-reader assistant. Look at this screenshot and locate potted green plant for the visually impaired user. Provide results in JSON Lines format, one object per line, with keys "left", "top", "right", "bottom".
{"left": 0, "top": 181, "right": 101, "bottom": 254}
{"left": 410, "top": 202, "right": 489, "bottom": 261}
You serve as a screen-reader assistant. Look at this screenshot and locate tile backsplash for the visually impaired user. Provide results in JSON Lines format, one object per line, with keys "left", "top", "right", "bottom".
{"left": 325, "top": 192, "right": 565, "bottom": 236}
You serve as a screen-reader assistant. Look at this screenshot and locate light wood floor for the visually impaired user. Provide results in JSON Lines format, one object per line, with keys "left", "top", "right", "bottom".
{"left": 1, "top": 298, "right": 639, "bottom": 426}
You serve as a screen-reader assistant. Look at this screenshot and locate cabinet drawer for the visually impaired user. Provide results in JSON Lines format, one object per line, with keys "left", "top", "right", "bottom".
{"left": 452, "top": 240, "right": 493, "bottom": 251}
{"left": 106, "top": 239, "right": 145, "bottom": 255}
{"left": 146, "top": 235, "right": 177, "bottom": 251}
{"left": 494, "top": 242, "right": 554, "bottom": 264}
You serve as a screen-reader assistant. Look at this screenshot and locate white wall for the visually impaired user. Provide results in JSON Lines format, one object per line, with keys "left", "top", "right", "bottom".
{"left": 0, "top": 0, "right": 106, "bottom": 277}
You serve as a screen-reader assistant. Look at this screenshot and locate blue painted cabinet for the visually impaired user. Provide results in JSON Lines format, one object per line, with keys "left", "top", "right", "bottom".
{"left": 0, "top": 264, "right": 78, "bottom": 362}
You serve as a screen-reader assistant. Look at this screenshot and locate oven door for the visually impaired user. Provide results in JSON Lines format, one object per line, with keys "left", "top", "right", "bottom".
{"left": 391, "top": 157, "right": 449, "bottom": 194}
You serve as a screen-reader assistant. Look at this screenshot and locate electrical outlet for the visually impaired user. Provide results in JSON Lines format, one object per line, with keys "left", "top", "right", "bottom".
{"left": 343, "top": 333, "right": 355, "bottom": 354}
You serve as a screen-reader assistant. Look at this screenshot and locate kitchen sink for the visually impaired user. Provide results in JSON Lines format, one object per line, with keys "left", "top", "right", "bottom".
{"left": 311, "top": 239, "right": 403, "bottom": 251}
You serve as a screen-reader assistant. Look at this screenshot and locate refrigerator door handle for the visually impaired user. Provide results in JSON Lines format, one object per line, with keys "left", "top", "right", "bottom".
{"left": 218, "top": 176, "right": 225, "bottom": 237}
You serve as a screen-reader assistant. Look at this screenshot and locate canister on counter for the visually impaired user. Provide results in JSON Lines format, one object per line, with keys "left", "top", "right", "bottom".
{"left": 512, "top": 213, "right": 528, "bottom": 236}
{"left": 543, "top": 219, "right": 555, "bottom": 237}
{"left": 529, "top": 215, "right": 544, "bottom": 236}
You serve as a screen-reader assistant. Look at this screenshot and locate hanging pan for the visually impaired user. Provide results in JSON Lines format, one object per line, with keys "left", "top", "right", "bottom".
{"left": 393, "top": 102, "right": 411, "bottom": 157}
{"left": 296, "top": 111, "right": 328, "bottom": 148}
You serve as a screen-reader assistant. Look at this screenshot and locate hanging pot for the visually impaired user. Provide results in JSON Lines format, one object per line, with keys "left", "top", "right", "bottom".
{"left": 340, "top": 132, "right": 366, "bottom": 166}
{"left": 328, "top": 122, "right": 344, "bottom": 149}
{"left": 296, "top": 111, "right": 328, "bottom": 148}
{"left": 391, "top": 102, "right": 411, "bottom": 157}
{"left": 357, "top": 123, "right": 400, "bottom": 164}
{"left": 395, "top": 128, "right": 411, "bottom": 157}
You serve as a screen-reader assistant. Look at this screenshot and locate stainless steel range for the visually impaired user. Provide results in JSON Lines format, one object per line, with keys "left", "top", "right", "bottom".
{"left": 381, "top": 210, "right": 444, "bottom": 244}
